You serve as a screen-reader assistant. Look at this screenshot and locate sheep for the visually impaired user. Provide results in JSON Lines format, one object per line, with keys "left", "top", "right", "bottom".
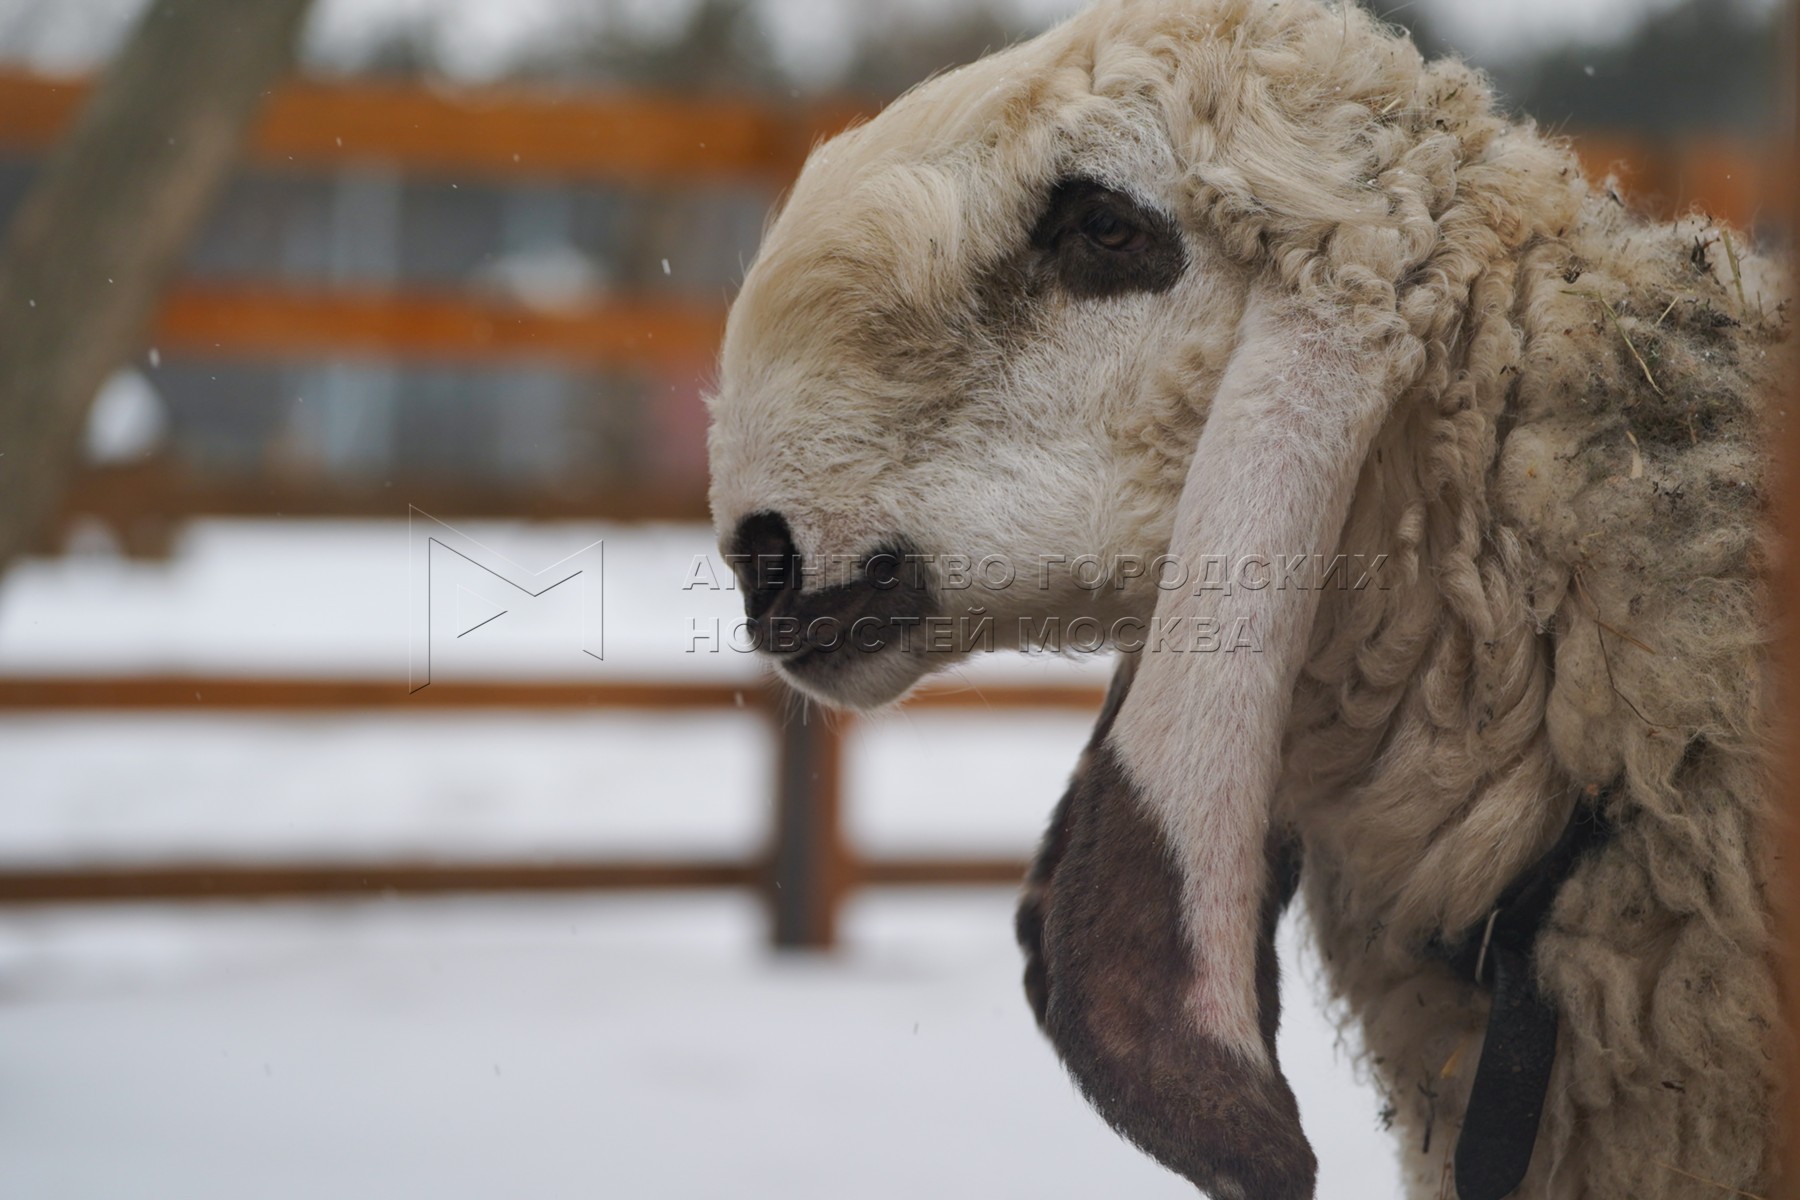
{"left": 704, "top": 1, "right": 1787, "bottom": 1196}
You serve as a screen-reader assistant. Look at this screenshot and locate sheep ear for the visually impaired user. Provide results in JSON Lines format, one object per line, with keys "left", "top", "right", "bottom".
{"left": 1017, "top": 284, "right": 1396, "bottom": 1199}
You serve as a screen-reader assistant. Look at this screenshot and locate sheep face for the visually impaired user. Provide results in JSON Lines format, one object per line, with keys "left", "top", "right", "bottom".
{"left": 708, "top": 26, "right": 1246, "bottom": 710}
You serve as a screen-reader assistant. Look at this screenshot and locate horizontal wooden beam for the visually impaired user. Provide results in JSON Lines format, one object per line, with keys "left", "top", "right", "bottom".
{"left": 1, "top": 71, "right": 1779, "bottom": 226}
{"left": 0, "top": 675, "right": 1105, "bottom": 713}
{"left": 0, "top": 677, "right": 763, "bottom": 711}
{"left": 1, "top": 69, "right": 1785, "bottom": 233}
{"left": 0, "top": 856, "right": 1028, "bottom": 904}
{"left": 0, "top": 71, "right": 865, "bottom": 184}
{"left": 0, "top": 860, "right": 757, "bottom": 902}
{"left": 151, "top": 285, "right": 723, "bottom": 367}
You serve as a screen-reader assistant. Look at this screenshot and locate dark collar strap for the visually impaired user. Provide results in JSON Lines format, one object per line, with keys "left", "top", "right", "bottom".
{"left": 1432, "top": 791, "right": 1616, "bottom": 1200}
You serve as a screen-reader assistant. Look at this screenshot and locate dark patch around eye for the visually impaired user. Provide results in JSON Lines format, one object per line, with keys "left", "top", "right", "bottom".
{"left": 1029, "top": 177, "right": 1187, "bottom": 299}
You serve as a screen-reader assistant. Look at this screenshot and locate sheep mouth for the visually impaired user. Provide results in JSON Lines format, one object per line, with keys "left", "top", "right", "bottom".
{"left": 735, "top": 535, "right": 940, "bottom": 709}
{"left": 766, "top": 618, "right": 940, "bottom": 710}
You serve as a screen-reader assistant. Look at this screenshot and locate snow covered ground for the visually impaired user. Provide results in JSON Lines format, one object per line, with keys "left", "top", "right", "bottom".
{"left": 0, "top": 893, "right": 1403, "bottom": 1200}
{"left": 0, "top": 521, "right": 1405, "bottom": 1197}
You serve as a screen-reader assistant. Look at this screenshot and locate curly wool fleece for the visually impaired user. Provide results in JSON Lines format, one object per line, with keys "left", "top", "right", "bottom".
{"left": 1185, "top": 4, "right": 1791, "bottom": 1195}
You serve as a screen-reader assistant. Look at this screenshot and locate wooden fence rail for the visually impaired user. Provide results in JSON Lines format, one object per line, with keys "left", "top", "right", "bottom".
{"left": 0, "top": 676, "right": 1105, "bottom": 712}
{"left": 0, "top": 71, "right": 864, "bottom": 184}
{"left": 0, "top": 675, "right": 1102, "bottom": 946}
{"left": 0, "top": 71, "right": 1780, "bottom": 225}
{"left": 151, "top": 285, "right": 724, "bottom": 369}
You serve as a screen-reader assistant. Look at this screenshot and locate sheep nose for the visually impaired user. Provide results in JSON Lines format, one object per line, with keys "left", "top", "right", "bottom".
{"left": 729, "top": 511, "right": 801, "bottom": 620}
{"left": 726, "top": 514, "right": 929, "bottom": 661}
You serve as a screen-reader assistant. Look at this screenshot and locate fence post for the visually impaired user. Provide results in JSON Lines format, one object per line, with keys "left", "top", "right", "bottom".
{"left": 768, "top": 702, "right": 849, "bottom": 949}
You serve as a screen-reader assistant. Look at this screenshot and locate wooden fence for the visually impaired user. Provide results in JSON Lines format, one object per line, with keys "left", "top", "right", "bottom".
{"left": 0, "top": 70, "right": 1778, "bottom": 946}
{"left": 0, "top": 675, "right": 1104, "bottom": 946}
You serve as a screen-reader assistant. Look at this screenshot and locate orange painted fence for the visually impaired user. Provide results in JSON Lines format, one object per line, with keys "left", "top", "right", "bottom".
{"left": 0, "top": 72, "right": 1774, "bottom": 223}
{"left": 0, "top": 72, "right": 862, "bottom": 185}
{"left": 151, "top": 285, "right": 723, "bottom": 369}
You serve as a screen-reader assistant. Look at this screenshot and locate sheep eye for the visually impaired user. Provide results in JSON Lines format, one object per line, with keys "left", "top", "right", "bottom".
{"left": 1029, "top": 177, "right": 1185, "bottom": 299}
{"left": 1079, "top": 209, "right": 1147, "bottom": 253}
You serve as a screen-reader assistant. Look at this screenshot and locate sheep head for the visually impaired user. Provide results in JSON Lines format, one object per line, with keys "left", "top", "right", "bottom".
{"left": 708, "top": 33, "right": 1237, "bottom": 712}
{"left": 708, "top": 2, "right": 1465, "bottom": 1195}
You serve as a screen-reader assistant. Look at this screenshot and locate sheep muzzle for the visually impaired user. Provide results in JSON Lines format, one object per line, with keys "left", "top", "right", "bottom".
{"left": 725, "top": 510, "right": 936, "bottom": 705}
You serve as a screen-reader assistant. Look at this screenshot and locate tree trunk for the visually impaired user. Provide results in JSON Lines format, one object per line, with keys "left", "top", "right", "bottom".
{"left": 0, "top": 0, "right": 315, "bottom": 574}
